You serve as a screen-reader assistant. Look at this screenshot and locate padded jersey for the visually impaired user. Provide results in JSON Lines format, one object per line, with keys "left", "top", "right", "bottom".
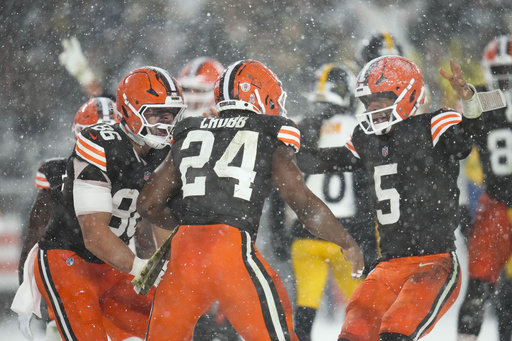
{"left": 301, "top": 108, "right": 482, "bottom": 258}
{"left": 168, "top": 111, "right": 300, "bottom": 239}
{"left": 35, "top": 157, "right": 68, "bottom": 190}
{"left": 39, "top": 123, "right": 168, "bottom": 263}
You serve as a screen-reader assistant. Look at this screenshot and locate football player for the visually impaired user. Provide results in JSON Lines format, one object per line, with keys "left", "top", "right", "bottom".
{"left": 300, "top": 56, "right": 484, "bottom": 341}
{"left": 14, "top": 97, "right": 138, "bottom": 341}
{"left": 287, "top": 63, "right": 378, "bottom": 341}
{"left": 19, "top": 97, "right": 118, "bottom": 285}
{"left": 457, "top": 35, "right": 512, "bottom": 341}
{"left": 177, "top": 56, "right": 243, "bottom": 341}
{"left": 32, "top": 66, "right": 185, "bottom": 340}
{"left": 136, "top": 59, "right": 364, "bottom": 341}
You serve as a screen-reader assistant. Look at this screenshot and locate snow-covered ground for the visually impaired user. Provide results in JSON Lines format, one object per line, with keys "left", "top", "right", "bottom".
{"left": 0, "top": 229, "right": 500, "bottom": 340}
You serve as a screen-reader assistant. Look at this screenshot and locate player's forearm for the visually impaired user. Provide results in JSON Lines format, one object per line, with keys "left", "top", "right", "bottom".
{"left": 138, "top": 203, "right": 178, "bottom": 231}
{"left": 298, "top": 198, "right": 360, "bottom": 251}
{"left": 84, "top": 228, "right": 136, "bottom": 273}
{"left": 79, "top": 213, "right": 137, "bottom": 273}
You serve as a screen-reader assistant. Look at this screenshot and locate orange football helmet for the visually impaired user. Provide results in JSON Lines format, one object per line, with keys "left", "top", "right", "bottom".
{"left": 117, "top": 66, "right": 186, "bottom": 149}
{"left": 482, "top": 35, "right": 512, "bottom": 92}
{"left": 178, "top": 57, "right": 224, "bottom": 117}
{"left": 214, "top": 60, "right": 287, "bottom": 116}
{"left": 355, "top": 55, "right": 425, "bottom": 135}
{"left": 72, "top": 97, "right": 117, "bottom": 139}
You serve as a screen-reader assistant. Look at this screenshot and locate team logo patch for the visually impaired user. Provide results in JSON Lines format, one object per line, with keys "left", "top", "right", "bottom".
{"left": 144, "top": 171, "right": 151, "bottom": 181}
{"left": 382, "top": 146, "right": 389, "bottom": 157}
{"left": 240, "top": 82, "right": 250, "bottom": 92}
{"left": 66, "top": 257, "right": 74, "bottom": 266}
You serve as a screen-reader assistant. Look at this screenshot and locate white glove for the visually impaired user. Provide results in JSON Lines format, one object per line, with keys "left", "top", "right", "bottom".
{"left": 18, "top": 313, "right": 33, "bottom": 340}
{"left": 58, "top": 37, "right": 95, "bottom": 85}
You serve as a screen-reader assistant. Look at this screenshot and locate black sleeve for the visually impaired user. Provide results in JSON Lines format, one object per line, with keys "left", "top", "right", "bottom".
{"left": 297, "top": 146, "right": 363, "bottom": 174}
{"left": 441, "top": 114, "right": 485, "bottom": 160}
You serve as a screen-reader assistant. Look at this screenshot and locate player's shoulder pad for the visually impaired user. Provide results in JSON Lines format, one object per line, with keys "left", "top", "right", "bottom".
{"left": 35, "top": 157, "right": 68, "bottom": 189}
{"left": 75, "top": 124, "right": 121, "bottom": 172}
{"left": 272, "top": 115, "right": 300, "bottom": 153}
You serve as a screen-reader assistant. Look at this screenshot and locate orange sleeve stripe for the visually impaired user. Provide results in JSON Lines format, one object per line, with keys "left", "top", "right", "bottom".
{"left": 278, "top": 125, "right": 301, "bottom": 152}
{"left": 346, "top": 139, "right": 360, "bottom": 159}
{"left": 279, "top": 126, "right": 300, "bottom": 139}
{"left": 431, "top": 112, "right": 461, "bottom": 146}
{"left": 35, "top": 175, "right": 50, "bottom": 189}
{"left": 76, "top": 136, "right": 107, "bottom": 171}
{"left": 278, "top": 137, "right": 301, "bottom": 152}
{"left": 431, "top": 112, "right": 461, "bottom": 128}
{"left": 432, "top": 118, "right": 460, "bottom": 139}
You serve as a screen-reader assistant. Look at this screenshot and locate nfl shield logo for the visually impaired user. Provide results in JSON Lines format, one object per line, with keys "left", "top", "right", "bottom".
{"left": 382, "top": 146, "right": 389, "bottom": 157}
{"left": 66, "top": 257, "right": 74, "bottom": 266}
{"left": 144, "top": 171, "right": 151, "bottom": 181}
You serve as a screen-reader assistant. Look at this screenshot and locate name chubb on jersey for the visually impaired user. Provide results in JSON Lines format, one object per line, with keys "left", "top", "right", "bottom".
{"left": 200, "top": 116, "right": 249, "bottom": 129}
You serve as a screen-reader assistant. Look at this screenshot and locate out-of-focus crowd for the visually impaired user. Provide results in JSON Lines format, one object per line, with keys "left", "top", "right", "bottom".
{"left": 0, "top": 0, "right": 511, "bottom": 264}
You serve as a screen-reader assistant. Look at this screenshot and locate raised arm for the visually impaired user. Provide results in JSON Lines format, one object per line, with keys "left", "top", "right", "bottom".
{"left": 272, "top": 145, "right": 364, "bottom": 279}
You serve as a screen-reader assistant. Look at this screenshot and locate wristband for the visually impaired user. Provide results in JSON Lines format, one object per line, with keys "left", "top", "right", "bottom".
{"left": 129, "top": 256, "right": 147, "bottom": 276}
{"left": 461, "top": 84, "right": 482, "bottom": 119}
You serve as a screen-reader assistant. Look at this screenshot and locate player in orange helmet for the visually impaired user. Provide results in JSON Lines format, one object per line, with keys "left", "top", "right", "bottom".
{"left": 28, "top": 66, "right": 185, "bottom": 340}
{"left": 299, "top": 57, "right": 489, "bottom": 341}
{"left": 13, "top": 97, "right": 149, "bottom": 340}
{"left": 178, "top": 57, "right": 225, "bottom": 118}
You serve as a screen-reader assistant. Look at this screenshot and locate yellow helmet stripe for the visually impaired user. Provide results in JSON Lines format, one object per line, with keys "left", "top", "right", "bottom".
{"left": 382, "top": 32, "right": 393, "bottom": 50}
{"left": 318, "top": 63, "right": 334, "bottom": 91}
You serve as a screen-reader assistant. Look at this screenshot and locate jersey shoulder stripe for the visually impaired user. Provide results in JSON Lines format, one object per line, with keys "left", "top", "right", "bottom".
{"left": 35, "top": 171, "right": 50, "bottom": 189}
{"left": 346, "top": 137, "right": 360, "bottom": 159}
{"left": 431, "top": 111, "right": 462, "bottom": 147}
{"left": 75, "top": 134, "right": 107, "bottom": 171}
{"left": 277, "top": 125, "right": 300, "bottom": 152}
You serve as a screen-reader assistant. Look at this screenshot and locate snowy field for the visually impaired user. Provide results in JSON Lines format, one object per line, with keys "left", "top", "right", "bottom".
{"left": 0, "top": 229, "right": 500, "bottom": 340}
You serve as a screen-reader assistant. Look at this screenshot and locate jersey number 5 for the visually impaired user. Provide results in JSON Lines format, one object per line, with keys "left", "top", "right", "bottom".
{"left": 374, "top": 163, "right": 400, "bottom": 225}
{"left": 179, "top": 130, "right": 258, "bottom": 201}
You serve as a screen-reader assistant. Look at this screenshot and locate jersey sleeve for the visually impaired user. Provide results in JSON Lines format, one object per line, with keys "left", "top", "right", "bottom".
{"left": 35, "top": 164, "right": 50, "bottom": 189}
{"left": 75, "top": 130, "right": 107, "bottom": 172}
{"left": 34, "top": 158, "right": 67, "bottom": 189}
{"left": 276, "top": 118, "right": 301, "bottom": 152}
{"left": 430, "top": 108, "right": 483, "bottom": 159}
